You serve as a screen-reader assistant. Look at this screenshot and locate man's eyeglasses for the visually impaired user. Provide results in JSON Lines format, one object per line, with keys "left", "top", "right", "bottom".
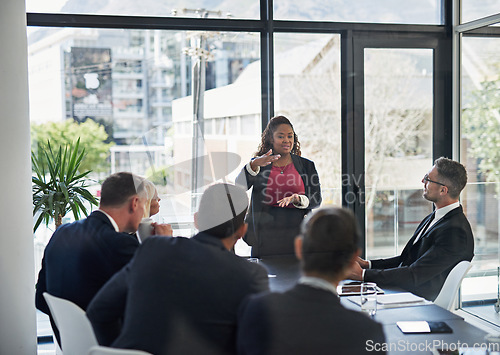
{"left": 423, "top": 174, "right": 446, "bottom": 187}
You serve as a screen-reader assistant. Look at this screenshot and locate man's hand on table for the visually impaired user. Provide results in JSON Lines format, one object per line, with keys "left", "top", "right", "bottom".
{"left": 346, "top": 257, "right": 368, "bottom": 281}
{"left": 356, "top": 256, "right": 370, "bottom": 269}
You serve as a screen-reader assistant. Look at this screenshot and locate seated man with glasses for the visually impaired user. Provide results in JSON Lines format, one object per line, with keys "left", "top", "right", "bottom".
{"left": 349, "top": 157, "right": 474, "bottom": 301}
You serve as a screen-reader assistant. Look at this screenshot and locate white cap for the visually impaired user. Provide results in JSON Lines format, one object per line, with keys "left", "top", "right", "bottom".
{"left": 196, "top": 183, "right": 249, "bottom": 232}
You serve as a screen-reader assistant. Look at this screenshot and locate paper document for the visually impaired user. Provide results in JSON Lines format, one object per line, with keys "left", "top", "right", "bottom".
{"left": 397, "top": 321, "right": 431, "bottom": 333}
{"left": 376, "top": 292, "right": 425, "bottom": 305}
{"left": 347, "top": 292, "right": 430, "bottom": 309}
{"left": 398, "top": 321, "right": 452, "bottom": 334}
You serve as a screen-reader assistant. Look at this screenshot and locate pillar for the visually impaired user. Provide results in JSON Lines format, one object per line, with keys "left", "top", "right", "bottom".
{"left": 0, "top": 0, "right": 37, "bottom": 353}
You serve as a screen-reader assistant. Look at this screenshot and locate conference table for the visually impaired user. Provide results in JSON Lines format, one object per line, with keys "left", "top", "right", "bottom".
{"left": 258, "top": 256, "right": 496, "bottom": 355}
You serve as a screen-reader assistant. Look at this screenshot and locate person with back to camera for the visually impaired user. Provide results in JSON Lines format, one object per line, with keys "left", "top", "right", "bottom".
{"left": 237, "top": 207, "right": 386, "bottom": 355}
{"left": 236, "top": 115, "right": 322, "bottom": 257}
{"left": 348, "top": 157, "right": 474, "bottom": 301}
{"left": 87, "top": 183, "right": 270, "bottom": 355}
{"left": 35, "top": 172, "right": 172, "bottom": 346}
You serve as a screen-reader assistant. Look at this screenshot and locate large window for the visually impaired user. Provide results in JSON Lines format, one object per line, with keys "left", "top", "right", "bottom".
{"left": 461, "top": 0, "right": 500, "bottom": 23}
{"left": 25, "top": 0, "right": 260, "bottom": 19}
{"left": 28, "top": 2, "right": 455, "bottom": 265}
{"left": 28, "top": 0, "right": 500, "bottom": 341}
{"left": 29, "top": 27, "right": 261, "bottom": 253}
{"left": 364, "top": 48, "right": 434, "bottom": 259}
{"left": 460, "top": 34, "right": 500, "bottom": 308}
{"left": 273, "top": 0, "right": 442, "bottom": 24}
{"left": 274, "top": 33, "right": 342, "bottom": 205}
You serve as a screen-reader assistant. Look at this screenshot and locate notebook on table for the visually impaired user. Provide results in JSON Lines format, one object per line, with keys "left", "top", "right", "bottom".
{"left": 337, "top": 282, "right": 385, "bottom": 296}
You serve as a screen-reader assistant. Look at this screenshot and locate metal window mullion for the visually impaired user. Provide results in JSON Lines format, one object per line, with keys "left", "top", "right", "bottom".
{"left": 260, "top": 0, "right": 274, "bottom": 127}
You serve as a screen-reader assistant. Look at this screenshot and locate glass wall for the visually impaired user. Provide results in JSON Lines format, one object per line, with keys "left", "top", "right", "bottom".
{"left": 29, "top": 27, "right": 262, "bottom": 259}
{"left": 274, "top": 33, "right": 342, "bottom": 206}
{"left": 461, "top": 0, "right": 500, "bottom": 23}
{"left": 460, "top": 33, "right": 500, "bottom": 308}
{"left": 273, "top": 0, "right": 442, "bottom": 24}
{"left": 28, "top": 1, "right": 454, "bottom": 270}
{"left": 26, "top": 1, "right": 500, "bottom": 341}
{"left": 364, "top": 48, "right": 434, "bottom": 259}
{"left": 25, "top": 0, "right": 260, "bottom": 19}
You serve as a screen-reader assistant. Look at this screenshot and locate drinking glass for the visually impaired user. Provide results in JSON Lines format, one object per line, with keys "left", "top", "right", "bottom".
{"left": 137, "top": 218, "right": 154, "bottom": 243}
{"left": 361, "top": 282, "right": 377, "bottom": 317}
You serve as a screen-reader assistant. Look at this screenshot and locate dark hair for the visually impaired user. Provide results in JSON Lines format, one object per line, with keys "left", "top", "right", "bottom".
{"left": 197, "top": 183, "right": 249, "bottom": 239}
{"left": 434, "top": 157, "right": 468, "bottom": 199}
{"left": 99, "top": 172, "right": 146, "bottom": 207}
{"left": 300, "top": 207, "right": 359, "bottom": 278}
{"left": 255, "top": 115, "right": 301, "bottom": 157}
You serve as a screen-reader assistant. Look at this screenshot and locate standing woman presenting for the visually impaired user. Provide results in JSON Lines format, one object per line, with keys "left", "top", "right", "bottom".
{"left": 236, "top": 116, "right": 321, "bottom": 257}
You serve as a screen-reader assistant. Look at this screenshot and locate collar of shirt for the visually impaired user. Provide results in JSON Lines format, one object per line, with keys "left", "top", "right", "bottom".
{"left": 434, "top": 201, "right": 460, "bottom": 223}
{"left": 413, "top": 201, "right": 461, "bottom": 245}
{"left": 97, "top": 209, "right": 120, "bottom": 232}
{"left": 298, "top": 276, "right": 338, "bottom": 296}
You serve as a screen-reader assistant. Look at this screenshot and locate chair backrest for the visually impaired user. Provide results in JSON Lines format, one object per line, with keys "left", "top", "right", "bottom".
{"left": 434, "top": 260, "right": 472, "bottom": 310}
{"left": 43, "top": 292, "right": 98, "bottom": 355}
{"left": 88, "top": 345, "right": 153, "bottom": 355}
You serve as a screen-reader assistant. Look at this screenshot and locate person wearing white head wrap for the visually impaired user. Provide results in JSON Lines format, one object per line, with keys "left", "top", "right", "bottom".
{"left": 87, "top": 183, "right": 269, "bottom": 355}
{"left": 195, "top": 183, "right": 249, "bottom": 236}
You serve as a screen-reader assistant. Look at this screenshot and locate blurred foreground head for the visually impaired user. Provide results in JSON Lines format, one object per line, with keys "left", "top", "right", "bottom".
{"left": 298, "top": 207, "right": 360, "bottom": 280}
{"left": 196, "top": 183, "right": 249, "bottom": 239}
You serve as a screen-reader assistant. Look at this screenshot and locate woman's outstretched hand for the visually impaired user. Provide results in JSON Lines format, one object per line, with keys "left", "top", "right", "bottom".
{"left": 277, "top": 193, "right": 300, "bottom": 208}
{"left": 250, "top": 149, "right": 281, "bottom": 172}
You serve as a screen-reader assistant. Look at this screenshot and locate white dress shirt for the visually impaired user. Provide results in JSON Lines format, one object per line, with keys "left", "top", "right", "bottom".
{"left": 97, "top": 209, "right": 120, "bottom": 232}
{"left": 298, "top": 276, "right": 338, "bottom": 296}
{"left": 412, "top": 201, "right": 460, "bottom": 244}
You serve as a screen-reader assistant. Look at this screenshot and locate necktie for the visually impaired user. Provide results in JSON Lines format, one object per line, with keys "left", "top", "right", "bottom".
{"left": 413, "top": 212, "right": 435, "bottom": 244}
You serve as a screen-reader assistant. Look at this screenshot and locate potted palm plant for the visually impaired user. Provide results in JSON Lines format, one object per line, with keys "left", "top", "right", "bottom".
{"left": 32, "top": 138, "right": 99, "bottom": 232}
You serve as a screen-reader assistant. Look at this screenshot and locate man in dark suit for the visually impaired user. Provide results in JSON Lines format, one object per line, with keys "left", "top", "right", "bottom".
{"left": 87, "top": 183, "right": 270, "bottom": 355}
{"left": 349, "top": 157, "right": 474, "bottom": 301}
{"left": 237, "top": 207, "right": 386, "bottom": 355}
{"left": 35, "top": 172, "right": 171, "bottom": 345}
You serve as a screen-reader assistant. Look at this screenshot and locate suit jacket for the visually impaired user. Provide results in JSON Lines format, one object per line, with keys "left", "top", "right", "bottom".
{"left": 35, "top": 211, "right": 140, "bottom": 343}
{"left": 87, "top": 232, "right": 270, "bottom": 355}
{"left": 236, "top": 154, "right": 321, "bottom": 249}
{"left": 365, "top": 206, "right": 474, "bottom": 301}
{"left": 237, "top": 284, "right": 386, "bottom": 355}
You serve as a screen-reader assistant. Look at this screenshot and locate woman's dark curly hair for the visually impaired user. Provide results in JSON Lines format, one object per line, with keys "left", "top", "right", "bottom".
{"left": 254, "top": 115, "right": 301, "bottom": 157}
